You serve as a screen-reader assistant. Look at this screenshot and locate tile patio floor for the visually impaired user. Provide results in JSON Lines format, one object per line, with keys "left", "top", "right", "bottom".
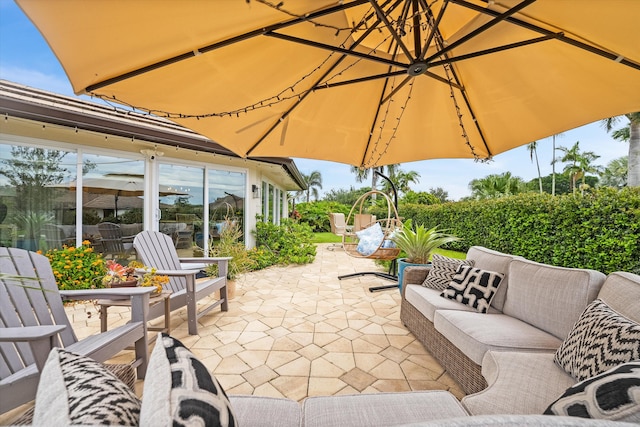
{"left": 50, "top": 244, "right": 465, "bottom": 403}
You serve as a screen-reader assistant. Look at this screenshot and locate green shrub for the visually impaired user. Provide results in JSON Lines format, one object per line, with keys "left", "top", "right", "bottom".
{"left": 251, "top": 218, "right": 316, "bottom": 266}
{"left": 295, "top": 201, "right": 350, "bottom": 232}
{"left": 400, "top": 187, "right": 640, "bottom": 274}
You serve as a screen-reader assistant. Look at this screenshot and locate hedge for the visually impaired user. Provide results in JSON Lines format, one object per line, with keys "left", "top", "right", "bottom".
{"left": 396, "top": 187, "right": 640, "bottom": 274}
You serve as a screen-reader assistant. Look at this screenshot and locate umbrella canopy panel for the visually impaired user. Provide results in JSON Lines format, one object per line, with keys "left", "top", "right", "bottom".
{"left": 17, "top": 0, "right": 640, "bottom": 167}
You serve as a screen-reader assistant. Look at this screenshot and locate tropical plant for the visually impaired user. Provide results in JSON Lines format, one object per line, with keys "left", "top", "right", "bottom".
{"left": 41, "top": 240, "right": 106, "bottom": 290}
{"left": 554, "top": 141, "right": 602, "bottom": 194}
{"left": 599, "top": 156, "right": 628, "bottom": 188}
{"left": 429, "top": 187, "right": 449, "bottom": 203}
{"left": 252, "top": 217, "right": 316, "bottom": 266}
{"left": 350, "top": 164, "right": 398, "bottom": 200}
{"left": 207, "top": 218, "right": 256, "bottom": 280}
{"left": 301, "top": 170, "right": 323, "bottom": 202}
{"left": 390, "top": 219, "right": 460, "bottom": 264}
{"left": 602, "top": 112, "right": 640, "bottom": 187}
{"left": 469, "top": 172, "right": 526, "bottom": 200}
{"left": 14, "top": 211, "right": 54, "bottom": 240}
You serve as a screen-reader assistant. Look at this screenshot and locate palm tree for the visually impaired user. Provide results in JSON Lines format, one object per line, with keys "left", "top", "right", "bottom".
{"left": 469, "top": 172, "right": 526, "bottom": 199}
{"left": 554, "top": 142, "right": 582, "bottom": 194}
{"left": 527, "top": 141, "right": 543, "bottom": 193}
{"left": 301, "top": 170, "right": 323, "bottom": 202}
{"left": 350, "top": 164, "right": 399, "bottom": 197}
{"left": 602, "top": 112, "right": 640, "bottom": 187}
{"left": 380, "top": 168, "right": 420, "bottom": 197}
{"left": 599, "top": 157, "right": 628, "bottom": 188}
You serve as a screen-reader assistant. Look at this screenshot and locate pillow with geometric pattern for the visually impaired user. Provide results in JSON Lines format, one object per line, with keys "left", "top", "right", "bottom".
{"left": 422, "top": 254, "right": 474, "bottom": 291}
{"left": 440, "top": 265, "right": 504, "bottom": 313}
{"left": 140, "top": 333, "right": 237, "bottom": 427}
{"left": 554, "top": 299, "right": 640, "bottom": 382}
{"left": 544, "top": 361, "right": 640, "bottom": 422}
{"left": 34, "top": 348, "right": 141, "bottom": 426}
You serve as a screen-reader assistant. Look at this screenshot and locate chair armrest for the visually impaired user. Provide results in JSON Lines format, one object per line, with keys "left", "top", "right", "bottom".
{"left": 0, "top": 325, "right": 66, "bottom": 342}
{"left": 179, "top": 257, "right": 230, "bottom": 278}
{"left": 135, "top": 268, "right": 198, "bottom": 277}
{"left": 0, "top": 325, "right": 67, "bottom": 371}
{"left": 401, "top": 266, "right": 432, "bottom": 298}
{"left": 60, "top": 286, "right": 154, "bottom": 302}
{"left": 179, "top": 257, "right": 232, "bottom": 264}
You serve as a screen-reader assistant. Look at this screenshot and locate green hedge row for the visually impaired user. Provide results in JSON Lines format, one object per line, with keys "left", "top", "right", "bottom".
{"left": 397, "top": 187, "right": 640, "bottom": 275}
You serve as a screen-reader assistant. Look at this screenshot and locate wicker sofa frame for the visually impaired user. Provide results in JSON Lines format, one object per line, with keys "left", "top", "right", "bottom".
{"left": 400, "top": 266, "right": 488, "bottom": 394}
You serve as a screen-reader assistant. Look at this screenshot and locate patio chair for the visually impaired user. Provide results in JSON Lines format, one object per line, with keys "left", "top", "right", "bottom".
{"left": 0, "top": 247, "right": 153, "bottom": 415}
{"left": 327, "top": 213, "right": 353, "bottom": 251}
{"left": 133, "top": 231, "right": 231, "bottom": 335}
{"left": 98, "top": 222, "right": 136, "bottom": 260}
{"left": 40, "top": 223, "right": 75, "bottom": 250}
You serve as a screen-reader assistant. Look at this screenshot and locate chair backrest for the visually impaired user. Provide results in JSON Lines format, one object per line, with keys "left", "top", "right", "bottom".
{"left": 98, "top": 222, "right": 126, "bottom": 254}
{"left": 41, "top": 224, "right": 66, "bottom": 250}
{"left": 329, "top": 213, "right": 347, "bottom": 235}
{"left": 354, "top": 213, "right": 376, "bottom": 232}
{"left": 0, "top": 247, "right": 78, "bottom": 379}
{"left": 133, "top": 231, "right": 187, "bottom": 293}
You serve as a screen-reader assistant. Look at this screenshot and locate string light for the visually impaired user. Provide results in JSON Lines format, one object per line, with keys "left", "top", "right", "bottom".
{"left": 89, "top": 0, "right": 485, "bottom": 166}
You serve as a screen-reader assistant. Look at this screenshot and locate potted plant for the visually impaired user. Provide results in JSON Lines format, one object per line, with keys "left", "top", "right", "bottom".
{"left": 391, "top": 219, "right": 460, "bottom": 291}
{"left": 102, "top": 259, "right": 138, "bottom": 287}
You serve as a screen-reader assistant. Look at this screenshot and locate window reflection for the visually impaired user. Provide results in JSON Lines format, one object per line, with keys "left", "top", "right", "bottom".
{"left": 159, "top": 163, "right": 203, "bottom": 256}
{"left": 0, "top": 144, "right": 76, "bottom": 251}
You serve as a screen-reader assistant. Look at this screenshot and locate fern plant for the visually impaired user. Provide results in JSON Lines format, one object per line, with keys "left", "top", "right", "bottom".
{"left": 391, "top": 219, "right": 460, "bottom": 264}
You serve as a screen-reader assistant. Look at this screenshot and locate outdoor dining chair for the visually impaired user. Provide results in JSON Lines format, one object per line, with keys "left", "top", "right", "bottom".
{"left": 0, "top": 247, "right": 153, "bottom": 415}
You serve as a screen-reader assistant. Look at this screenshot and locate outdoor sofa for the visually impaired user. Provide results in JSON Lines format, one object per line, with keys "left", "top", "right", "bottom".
{"left": 11, "top": 247, "right": 640, "bottom": 426}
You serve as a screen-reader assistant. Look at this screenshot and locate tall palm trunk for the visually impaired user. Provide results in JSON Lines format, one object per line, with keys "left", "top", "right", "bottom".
{"left": 629, "top": 120, "right": 640, "bottom": 187}
{"left": 552, "top": 135, "right": 556, "bottom": 196}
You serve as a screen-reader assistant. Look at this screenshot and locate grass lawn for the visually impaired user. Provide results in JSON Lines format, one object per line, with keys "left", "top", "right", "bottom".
{"left": 311, "top": 233, "right": 466, "bottom": 259}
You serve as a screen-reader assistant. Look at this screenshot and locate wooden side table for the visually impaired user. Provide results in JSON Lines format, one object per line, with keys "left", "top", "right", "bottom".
{"left": 98, "top": 291, "right": 172, "bottom": 334}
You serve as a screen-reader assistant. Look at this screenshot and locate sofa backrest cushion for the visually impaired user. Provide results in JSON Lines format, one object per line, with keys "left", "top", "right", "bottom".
{"left": 597, "top": 272, "right": 640, "bottom": 323}
{"left": 465, "top": 246, "right": 521, "bottom": 312}
{"left": 502, "top": 259, "right": 606, "bottom": 340}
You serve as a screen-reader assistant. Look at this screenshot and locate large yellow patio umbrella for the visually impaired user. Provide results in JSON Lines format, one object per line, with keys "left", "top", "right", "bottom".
{"left": 16, "top": 0, "right": 640, "bottom": 167}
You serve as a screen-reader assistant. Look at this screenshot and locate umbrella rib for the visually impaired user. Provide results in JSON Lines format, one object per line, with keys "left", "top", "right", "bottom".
{"left": 450, "top": 0, "right": 640, "bottom": 71}
{"left": 425, "top": 0, "right": 537, "bottom": 64}
{"left": 246, "top": 9, "right": 389, "bottom": 157}
{"left": 430, "top": 34, "right": 558, "bottom": 67}
{"left": 419, "top": 0, "right": 449, "bottom": 60}
{"left": 85, "top": 0, "right": 370, "bottom": 93}
{"left": 368, "top": 0, "right": 415, "bottom": 61}
{"left": 266, "top": 32, "right": 409, "bottom": 70}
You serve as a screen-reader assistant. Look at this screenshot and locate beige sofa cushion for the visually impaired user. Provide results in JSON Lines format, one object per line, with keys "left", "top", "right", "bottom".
{"left": 405, "top": 285, "right": 500, "bottom": 322}
{"left": 465, "top": 246, "right": 521, "bottom": 312}
{"left": 502, "top": 259, "right": 606, "bottom": 340}
{"left": 597, "top": 271, "right": 640, "bottom": 323}
{"left": 461, "top": 351, "right": 576, "bottom": 416}
{"left": 434, "top": 310, "right": 562, "bottom": 365}
{"left": 302, "top": 391, "right": 468, "bottom": 427}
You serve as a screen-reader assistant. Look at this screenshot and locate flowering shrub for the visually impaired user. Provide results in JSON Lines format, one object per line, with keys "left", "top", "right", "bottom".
{"left": 41, "top": 241, "right": 106, "bottom": 290}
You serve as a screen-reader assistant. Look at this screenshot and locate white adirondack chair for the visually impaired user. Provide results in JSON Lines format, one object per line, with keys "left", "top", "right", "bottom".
{"left": 133, "top": 231, "right": 230, "bottom": 335}
{"left": 0, "top": 247, "right": 153, "bottom": 415}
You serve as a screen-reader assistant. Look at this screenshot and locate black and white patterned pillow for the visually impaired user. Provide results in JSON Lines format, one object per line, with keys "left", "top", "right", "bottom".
{"left": 555, "top": 299, "right": 640, "bottom": 382}
{"left": 544, "top": 361, "right": 640, "bottom": 422}
{"left": 140, "top": 333, "right": 237, "bottom": 426}
{"left": 422, "top": 254, "right": 474, "bottom": 290}
{"left": 34, "top": 348, "right": 141, "bottom": 425}
{"left": 440, "top": 265, "right": 504, "bottom": 313}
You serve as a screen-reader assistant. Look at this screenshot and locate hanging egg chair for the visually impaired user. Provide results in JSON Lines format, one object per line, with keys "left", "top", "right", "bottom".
{"left": 342, "top": 190, "right": 402, "bottom": 260}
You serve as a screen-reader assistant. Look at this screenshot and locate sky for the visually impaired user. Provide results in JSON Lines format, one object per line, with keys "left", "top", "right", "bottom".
{"left": 0, "top": 1, "right": 630, "bottom": 201}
